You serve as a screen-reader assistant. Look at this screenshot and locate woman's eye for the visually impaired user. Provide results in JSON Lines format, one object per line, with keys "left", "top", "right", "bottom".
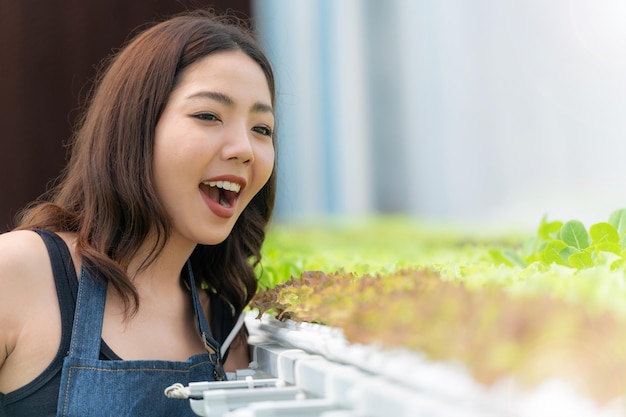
{"left": 252, "top": 125, "right": 273, "bottom": 137}
{"left": 192, "top": 113, "right": 219, "bottom": 122}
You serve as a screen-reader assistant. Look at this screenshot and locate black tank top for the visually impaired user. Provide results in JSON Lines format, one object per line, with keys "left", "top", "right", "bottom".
{"left": 0, "top": 229, "right": 236, "bottom": 417}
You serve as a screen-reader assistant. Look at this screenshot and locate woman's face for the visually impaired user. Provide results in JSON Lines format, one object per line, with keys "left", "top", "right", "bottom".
{"left": 153, "top": 50, "right": 275, "bottom": 247}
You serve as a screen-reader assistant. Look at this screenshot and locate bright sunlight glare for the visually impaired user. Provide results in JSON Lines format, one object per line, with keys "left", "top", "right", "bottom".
{"left": 570, "top": 0, "right": 626, "bottom": 68}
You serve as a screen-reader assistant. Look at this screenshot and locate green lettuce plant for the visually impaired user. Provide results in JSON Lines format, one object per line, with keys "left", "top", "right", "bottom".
{"left": 251, "top": 210, "right": 626, "bottom": 404}
{"left": 489, "top": 208, "right": 626, "bottom": 270}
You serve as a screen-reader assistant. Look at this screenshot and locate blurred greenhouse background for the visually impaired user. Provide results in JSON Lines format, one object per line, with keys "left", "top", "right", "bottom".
{"left": 2, "top": 0, "right": 626, "bottom": 232}
{"left": 252, "top": 0, "right": 626, "bottom": 230}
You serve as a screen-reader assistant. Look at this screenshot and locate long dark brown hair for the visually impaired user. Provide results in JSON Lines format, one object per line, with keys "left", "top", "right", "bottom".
{"left": 17, "top": 10, "right": 276, "bottom": 318}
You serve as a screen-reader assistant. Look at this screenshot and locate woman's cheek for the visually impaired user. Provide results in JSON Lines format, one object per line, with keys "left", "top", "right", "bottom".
{"left": 260, "top": 146, "right": 275, "bottom": 183}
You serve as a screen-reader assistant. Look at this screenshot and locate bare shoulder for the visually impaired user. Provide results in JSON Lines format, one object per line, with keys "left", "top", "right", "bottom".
{"left": 0, "top": 230, "right": 51, "bottom": 369}
{"left": 0, "top": 230, "right": 50, "bottom": 286}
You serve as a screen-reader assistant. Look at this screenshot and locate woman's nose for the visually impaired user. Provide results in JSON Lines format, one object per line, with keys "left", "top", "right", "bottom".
{"left": 222, "top": 125, "right": 254, "bottom": 164}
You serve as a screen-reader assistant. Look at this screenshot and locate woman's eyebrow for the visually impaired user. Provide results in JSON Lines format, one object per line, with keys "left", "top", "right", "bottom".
{"left": 186, "top": 90, "right": 273, "bottom": 115}
{"left": 186, "top": 90, "right": 233, "bottom": 105}
{"left": 251, "top": 102, "right": 273, "bottom": 115}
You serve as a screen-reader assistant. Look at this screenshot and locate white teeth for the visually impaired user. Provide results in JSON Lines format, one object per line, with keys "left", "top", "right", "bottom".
{"left": 202, "top": 180, "right": 241, "bottom": 193}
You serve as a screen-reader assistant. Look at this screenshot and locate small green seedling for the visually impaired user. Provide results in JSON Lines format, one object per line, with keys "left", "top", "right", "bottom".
{"left": 491, "top": 208, "right": 626, "bottom": 270}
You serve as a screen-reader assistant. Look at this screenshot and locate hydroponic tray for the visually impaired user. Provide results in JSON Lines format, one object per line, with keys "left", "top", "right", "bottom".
{"left": 178, "top": 312, "right": 625, "bottom": 417}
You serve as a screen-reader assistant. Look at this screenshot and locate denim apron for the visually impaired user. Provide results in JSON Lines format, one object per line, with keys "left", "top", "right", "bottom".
{"left": 56, "top": 263, "right": 226, "bottom": 417}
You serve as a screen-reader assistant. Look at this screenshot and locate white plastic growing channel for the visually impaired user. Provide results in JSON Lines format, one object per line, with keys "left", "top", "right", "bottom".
{"left": 174, "top": 312, "right": 626, "bottom": 417}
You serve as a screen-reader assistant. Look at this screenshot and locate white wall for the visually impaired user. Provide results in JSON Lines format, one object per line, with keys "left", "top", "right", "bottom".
{"left": 254, "top": 0, "right": 626, "bottom": 229}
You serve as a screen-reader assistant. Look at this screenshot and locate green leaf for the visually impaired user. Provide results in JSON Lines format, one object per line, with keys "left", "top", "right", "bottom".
{"left": 539, "top": 240, "right": 571, "bottom": 266}
{"left": 611, "top": 258, "right": 625, "bottom": 270}
{"left": 538, "top": 216, "right": 563, "bottom": 240}
{"left": 489, "top": 249, "right": 513, "bottom": 266}
{"left": 500, "top": 248, "right": 527, "bottom": 267}
{"left": 560, "top": 246, "right": 579, "bottom": 262}
{"left": 594, "top": 241, "right": 622, "bottom": 255}
{"left": 589, "top": 222, "right": 619, "bottom": 244}
{"left": 612, "top": 209, "right": 626, "bottom": 249}
{"left": 560, "top": 220, "right": 589, "bottom": 250}
{"left": 568, "top": 251, "right": 593, "bottom": 269}
{"left": 609, "top": 208, "right": 626, "bottom": 237}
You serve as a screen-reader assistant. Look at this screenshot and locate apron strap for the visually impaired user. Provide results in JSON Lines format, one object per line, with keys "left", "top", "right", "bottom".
{"left": 67, "top": 260, "right": 225, "bottom": 376}
{"left": 67, "top": 268, "right": 107, "bottom": 359}
{"left": 185, "top": 262, "right": 221, "bottom": 354}
{"left": 185, "top": 261, "right": 226, "bottom": 380}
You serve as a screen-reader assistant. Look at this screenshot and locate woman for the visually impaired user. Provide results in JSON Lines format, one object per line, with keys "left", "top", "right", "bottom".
{"left": 0, "top": 9, "right": 276, "bottom": 417}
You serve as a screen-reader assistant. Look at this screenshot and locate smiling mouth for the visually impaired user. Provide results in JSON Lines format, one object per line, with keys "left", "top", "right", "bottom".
{"left": 200, "top": 180, "right": 241, "bottom": 208}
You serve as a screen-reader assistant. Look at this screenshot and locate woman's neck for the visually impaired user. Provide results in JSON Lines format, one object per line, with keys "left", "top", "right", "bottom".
{"left": 127, "top": 231, "right": 197, "bottom": 291}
